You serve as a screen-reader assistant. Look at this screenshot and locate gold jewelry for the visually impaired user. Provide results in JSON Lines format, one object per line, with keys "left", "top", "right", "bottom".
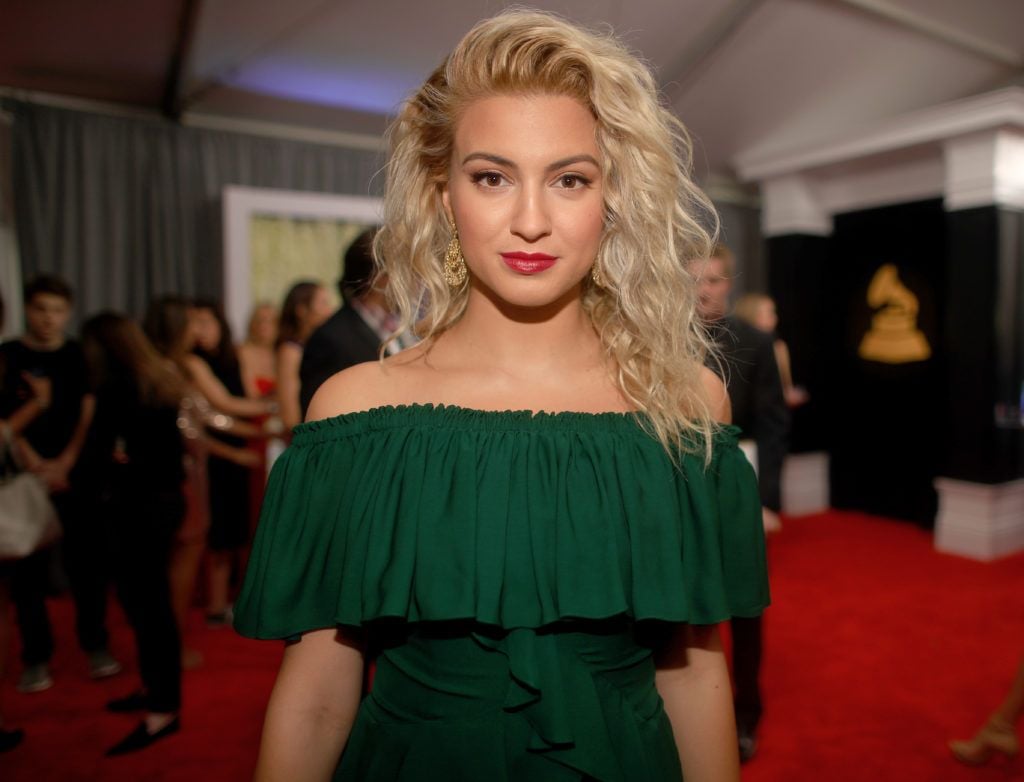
{"left": 443, "top": 227, "right": 468, "bottom": 287}
{"left": 591, "top": 263, "right": 605, "bottom": 288}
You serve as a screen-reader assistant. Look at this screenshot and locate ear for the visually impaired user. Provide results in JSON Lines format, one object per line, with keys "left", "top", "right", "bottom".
{"left": 441, "top": 186, "right": 453, "bottom": 225}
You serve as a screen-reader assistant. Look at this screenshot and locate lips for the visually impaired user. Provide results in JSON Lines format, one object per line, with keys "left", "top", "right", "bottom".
{"left": 500, "top": 252, "right": 557, "bottom": 274}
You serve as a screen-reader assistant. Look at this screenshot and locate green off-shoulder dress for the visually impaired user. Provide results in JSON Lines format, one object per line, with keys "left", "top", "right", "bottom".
{"left": 234, "top": 404, "right": 769, "bottom": 781}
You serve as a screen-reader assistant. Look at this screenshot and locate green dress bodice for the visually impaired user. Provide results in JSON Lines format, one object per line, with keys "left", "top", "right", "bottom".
{"left": 235, "top": 404, "right": 769, "bottom": 781}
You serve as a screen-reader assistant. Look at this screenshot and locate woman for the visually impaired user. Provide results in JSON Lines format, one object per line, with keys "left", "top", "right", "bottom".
{"left": 735, "top": 292, "right": 809, "bottom": 409}
{"left": 235, "top": 11, "right": 768, "bottom": 781}
{"left": 275, "top": 281, "right": 332, "bottom": 434}
{"left": 143, "top": 296, "right": 264, "bottom": 668}
{"left": 237, "top": 302, "right": 280, "bottom": 556}
{"left": 190, "top": 299, "right": 266, "bottom": 627}
{"left": 950, "top": 654, "right": 1023, "bottom": 765}
{"left": 238, "top": 303, "right": 279, "bottom": 400}
{"left": 80, "top": 312, "right": 186, "bottom": 754}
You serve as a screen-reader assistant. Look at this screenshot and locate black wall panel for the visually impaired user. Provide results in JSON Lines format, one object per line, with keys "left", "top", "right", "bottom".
{"left": 826, "top": 199, "right": 946, "bottom": 526}
{"left": 944, "top": 207, "right": 1024, "bottom": 483}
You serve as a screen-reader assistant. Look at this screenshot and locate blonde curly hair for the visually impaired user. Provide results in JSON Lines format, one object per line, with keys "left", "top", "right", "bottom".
{"left": 376, "top": 9, "right": 720, "bottom": 455}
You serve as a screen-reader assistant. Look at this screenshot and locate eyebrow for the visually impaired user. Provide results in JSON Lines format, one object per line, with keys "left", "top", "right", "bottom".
{"left": 461, "top": 152, "right": 601, "bottom": 172}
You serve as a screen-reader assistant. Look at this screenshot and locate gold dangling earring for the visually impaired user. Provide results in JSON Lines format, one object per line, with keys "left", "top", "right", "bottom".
{"left": 591, "top": 263, "right": 605, "bottom": 288}
{"left": 443, "top": 226, "right": 468, "bottom": 287}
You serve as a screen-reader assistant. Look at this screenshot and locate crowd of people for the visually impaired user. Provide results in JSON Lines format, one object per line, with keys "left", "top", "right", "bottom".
{"left": 0, "top": 231, "right": 389, "bottom": 757}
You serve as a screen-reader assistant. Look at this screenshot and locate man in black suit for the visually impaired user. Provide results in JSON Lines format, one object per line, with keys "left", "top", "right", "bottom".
{"left": 695, "top": 242, "right": 788, "bottom": 764}
{"left": 299, "top": 228, "right": 391, "bottom": 416}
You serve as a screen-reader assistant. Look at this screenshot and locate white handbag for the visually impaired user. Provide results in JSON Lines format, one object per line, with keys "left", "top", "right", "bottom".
{"left": 0, "top": 424, "right": 61, "bottom": 560}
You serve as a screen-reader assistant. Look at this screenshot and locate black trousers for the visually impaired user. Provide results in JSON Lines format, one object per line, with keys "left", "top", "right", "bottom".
{"left": 108, "top": 489, "right": 183, "bottom": 713}
{"left": 731, "top": 615, "right": 763, "bottom": 733}
{"left": 11, "top": 490, "right": 110, "bottom": 666}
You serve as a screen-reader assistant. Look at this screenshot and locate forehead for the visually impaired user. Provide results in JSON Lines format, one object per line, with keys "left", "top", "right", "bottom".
{"left": 453, "top": 94, "right": 599, "bottom": 162}
{"left": 697, "top": 257, "right": 729, "bottom": 280}
{"left": 28, "top": 293, "right": 70, "bottom": 309}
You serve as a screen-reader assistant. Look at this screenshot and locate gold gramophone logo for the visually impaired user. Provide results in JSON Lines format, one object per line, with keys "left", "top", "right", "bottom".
{"left": 858, "top": 264, "right": 931, "bottom": 364}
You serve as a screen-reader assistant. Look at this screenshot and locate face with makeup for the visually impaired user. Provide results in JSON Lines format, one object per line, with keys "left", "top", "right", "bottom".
{"left": 442, "top": 93, "right": 605, "bottom": 311}
{"left": 191, "top": 306, "right": 222, "bottom": 353}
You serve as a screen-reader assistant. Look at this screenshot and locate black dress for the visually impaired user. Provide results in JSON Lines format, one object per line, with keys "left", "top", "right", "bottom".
{"left": 194, "top": 349, "right": 250, "bottom": 552}
{"left": 88, "top": 379, "right": 184, "bottom": 713}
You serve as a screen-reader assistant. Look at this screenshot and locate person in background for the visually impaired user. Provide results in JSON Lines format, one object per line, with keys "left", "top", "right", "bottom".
{"left": 237, "top": 302, "right": 280, "bottom": 539}
{"left": 80, "top": 312, "right": 186, "bottom": 755}
{"left": 950, "top": 654, "right": 1023, "bottom": 766}
{"left": 275, "top": 281, "right": 332, "bottom": 433}
{"left": 299, "top": 229, "right": 414, "bottom": 416}
{"left": 238, "top": 302, "right": 279, "bottom": 401}
{"left": 0, "top": 288, "right": 52, "bottom": 752}
{"left": 734, "top": 293, "right": 809, "bottom": 409}
{"left": 694, "top": 244, "right": 788, "bottom": 763}
{"left": 0, "top": 275, "right": 121, "bottom": 694}
{"left": 190, "top": 300, "right": 268, "bottom": 627}
{"left": 142, "top": 296, "right": 264, "bottom": 668}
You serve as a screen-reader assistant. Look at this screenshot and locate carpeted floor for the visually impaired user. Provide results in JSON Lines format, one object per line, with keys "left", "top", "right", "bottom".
{"left": 743, "top": 511, "right": 1024, "bottom": 782}
{"left": 2, "top": 510, "right": 1022, "bottom": 781}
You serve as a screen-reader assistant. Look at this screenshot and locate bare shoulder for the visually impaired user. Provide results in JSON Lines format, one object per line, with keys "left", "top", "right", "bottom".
{"left": 305, "top": 347, "right": 430, "bottom": 422}
{"left": 699, "top": 365, "right": 732, "bottom": 425}
{"left": 305, "top": 362, "right": 391, "bottom": 422}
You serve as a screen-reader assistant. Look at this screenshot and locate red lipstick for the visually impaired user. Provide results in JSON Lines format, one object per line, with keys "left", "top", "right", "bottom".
{"left": 500, "top": 252, "right": 557, "bottom": 274}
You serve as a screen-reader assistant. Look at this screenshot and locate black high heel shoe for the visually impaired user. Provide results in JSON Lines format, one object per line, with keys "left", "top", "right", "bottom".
{"left": 0, "top": 728, "right": 24, "bottom": 752}
{"left": 105, "top": 717, "right": 179, "bottom": 756}
{"left": 106, "top": 691, "right": 147, "bottom": 713}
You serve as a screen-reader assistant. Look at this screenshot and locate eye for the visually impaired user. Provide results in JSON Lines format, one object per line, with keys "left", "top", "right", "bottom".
{"left": 471, "top": 171, "right": 508, "bottom": 188}
{"left": 555, "top": 174, "right": 590, "bottom": 189}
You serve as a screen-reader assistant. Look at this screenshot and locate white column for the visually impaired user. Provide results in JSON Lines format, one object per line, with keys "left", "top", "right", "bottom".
{"left": 944, "top": 129, "right": 1024, "bottom": 211}
{"left": 759, "top": 173, "right": 833, "bottom": 238}
{"left": 934, "top": 479, "right": 1024, "bottom": 561}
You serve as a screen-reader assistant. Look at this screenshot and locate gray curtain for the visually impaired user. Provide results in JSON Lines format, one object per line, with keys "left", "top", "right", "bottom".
{"left": 6, "top": 98, "right": 384, "bottom": 325}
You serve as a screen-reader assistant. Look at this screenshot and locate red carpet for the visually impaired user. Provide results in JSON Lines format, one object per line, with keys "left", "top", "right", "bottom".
{"left": 2, "top": 511, "right": 1022, "bottom": 781}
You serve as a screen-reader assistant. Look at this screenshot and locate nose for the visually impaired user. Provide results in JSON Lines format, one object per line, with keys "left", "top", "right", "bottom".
{"left": 509, "top": 184, "right": 551, "bottom": 242}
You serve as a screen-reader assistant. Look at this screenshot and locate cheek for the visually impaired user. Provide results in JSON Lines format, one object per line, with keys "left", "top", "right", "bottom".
{"left": 579, "top": 206, "right": 605, "bottom": 248}
{"left": 453, "top": 192, "right": 498, "bottom": 237}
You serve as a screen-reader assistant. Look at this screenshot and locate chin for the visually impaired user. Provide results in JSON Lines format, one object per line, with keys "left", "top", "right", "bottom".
{"left": 476, "top": 275, "right": 584, "bottom": 312}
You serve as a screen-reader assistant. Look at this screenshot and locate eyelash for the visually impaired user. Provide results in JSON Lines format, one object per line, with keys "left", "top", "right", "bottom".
{"left": 469, "top": 171, "right": 592, "bottom": 189}
{"left": 556, "top": 174, "right": 590, "bottom": 189}
{"left": 471, "top": 171, "right": 507, "bottom": 187}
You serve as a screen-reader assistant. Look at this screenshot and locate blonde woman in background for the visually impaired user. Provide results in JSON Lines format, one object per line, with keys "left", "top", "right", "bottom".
{"left": 238, "top": 303, "right": 279, "bottom": 401}
{"left": 237, "top": 302, "right": 280, "bottom": 547}
{"left": 735, "top": 292, "right": 809, "bottom": 409}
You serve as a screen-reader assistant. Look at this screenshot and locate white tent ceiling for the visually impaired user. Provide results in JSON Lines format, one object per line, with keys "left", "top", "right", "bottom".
{"left": 2, "top": 0, "right": 1022, "bottom": 181}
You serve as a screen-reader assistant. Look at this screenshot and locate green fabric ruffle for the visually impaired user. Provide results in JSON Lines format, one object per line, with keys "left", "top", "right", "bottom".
{"left": 235, "top": 404, "right": 768, "bottom": 639}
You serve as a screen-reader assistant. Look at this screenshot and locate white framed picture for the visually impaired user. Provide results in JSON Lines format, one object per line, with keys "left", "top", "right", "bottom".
{"left": 222, "top": 185, "right": 383, "bottom": 340}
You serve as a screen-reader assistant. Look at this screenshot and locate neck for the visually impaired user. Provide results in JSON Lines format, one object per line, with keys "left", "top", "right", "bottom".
{"left": 442, "top": 283, "right": 600, "bottom": 372}
{"left": 23, "top": 333, "right": 64, "bottom": 351}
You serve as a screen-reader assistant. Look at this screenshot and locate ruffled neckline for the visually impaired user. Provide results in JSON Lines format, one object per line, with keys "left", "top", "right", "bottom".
{"left": 294, "top": 402, "right": 740, "bottom": 443}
